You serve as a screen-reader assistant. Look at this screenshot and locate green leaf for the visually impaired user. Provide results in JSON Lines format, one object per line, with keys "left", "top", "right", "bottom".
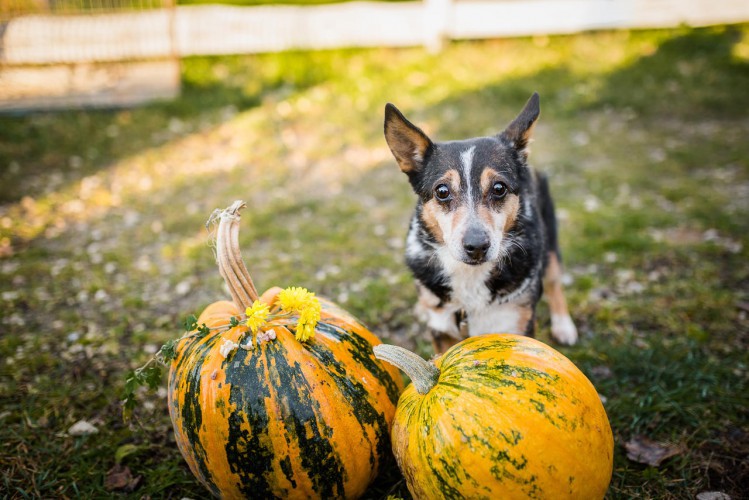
{"left": 122, "top": 392, "right": 137, "bottom": 423}
{"left": 161, "top": 339, "right": 178, "bottom": 362}
{"left": 122, "top": 369, "right": 145, "bottom": 423}
{"left": 142, "top": 365, "right": 163, "bottom": 390}
{"left": 197, "top": 323, "right": 210, "bottom": 337}
{"left": 123, "top": 371, "right": 140, "bottom": 394}
{"left": 229, "top": 316, "right": 240, "bottom": 327}
{"left": 183, "top": 314, "right": 198, "bottom": 332}
{"left": 121, "top": 364, "right": 163, "bottom": 422}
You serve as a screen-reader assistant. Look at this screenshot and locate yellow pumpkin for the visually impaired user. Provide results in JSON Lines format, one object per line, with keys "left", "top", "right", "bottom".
{"left": 374, "top": 334, "right": 613, "bottom": 499}
{"left": 168, "top": 201, "right": 404, "bottom": 499}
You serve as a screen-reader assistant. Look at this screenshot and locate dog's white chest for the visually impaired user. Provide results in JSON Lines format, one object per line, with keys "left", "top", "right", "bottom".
{"left": 450, "top": 271, "right": 527, "bottom": 335}
{"left": 448, "top": 267, "right": 493, "bottom": 312}
{"left": 468, "top": 302, "right": 527, "bottom": 336}
{"left": 438, "top": 249, "right": 494, "bottom": 311}
{"left": 435, "top": 249, "right": 531, "bottom": 337}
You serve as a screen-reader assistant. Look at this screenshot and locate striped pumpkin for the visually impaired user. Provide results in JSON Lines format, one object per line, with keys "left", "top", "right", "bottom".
{"left": 168, "top": 201, "right": 403, "bottom": 499}
{"left": 374, "top": 334, "right": 614, "bottom": 499}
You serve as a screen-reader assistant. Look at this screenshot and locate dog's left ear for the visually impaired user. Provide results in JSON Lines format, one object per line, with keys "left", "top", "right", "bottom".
{"left": 384, "top": 103, "right": 433, "bottom": 175}
{"left": 500, "top": 92, "right": 540, "bottom": 154}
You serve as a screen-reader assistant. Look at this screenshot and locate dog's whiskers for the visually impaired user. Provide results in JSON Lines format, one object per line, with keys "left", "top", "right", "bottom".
{"left": 505, "top": 235, "right": 528, "bottom": 257}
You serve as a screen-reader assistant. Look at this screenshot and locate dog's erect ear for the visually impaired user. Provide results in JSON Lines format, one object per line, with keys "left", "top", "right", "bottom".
{"left": 501, "top": 92, "right": 540, "bottom": 152}
{"left": 384, "top": 103, "right": 433, "bottom": 174}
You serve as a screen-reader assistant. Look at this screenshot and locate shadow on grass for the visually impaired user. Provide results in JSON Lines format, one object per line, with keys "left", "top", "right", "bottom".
{"left": 593, "top": 25, "right": 749, "bottom": 120}
{"left": 423, "top": 25, "right": 749, "bottom": 139}
{"left": 0, "top": 50, "right": 349, "bottom": 205}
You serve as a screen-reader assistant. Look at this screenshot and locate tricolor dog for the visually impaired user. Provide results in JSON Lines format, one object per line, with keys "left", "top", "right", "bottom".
{"left": 384, "top": 93, "right": 578, "bottom": 353}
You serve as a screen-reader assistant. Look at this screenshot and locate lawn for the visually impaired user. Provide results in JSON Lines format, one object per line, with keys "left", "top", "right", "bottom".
{"left": 1, "top": 24, "right": 748, "bottom": 498}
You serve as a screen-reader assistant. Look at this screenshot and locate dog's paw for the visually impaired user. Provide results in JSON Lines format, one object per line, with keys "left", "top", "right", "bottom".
{"left": 551, "top": 314, "right": 578, "bottom": 345}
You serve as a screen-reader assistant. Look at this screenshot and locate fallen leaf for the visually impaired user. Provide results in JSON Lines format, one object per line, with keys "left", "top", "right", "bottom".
{"left": 624, "top": 435, "right": 686, "bottom": 467}
{"left": 104, "top": 464, "right": 141, "bottom": 492}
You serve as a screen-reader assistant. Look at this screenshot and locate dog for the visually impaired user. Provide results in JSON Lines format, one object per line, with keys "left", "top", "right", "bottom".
{"left": 384, "top": 93, "right": 578, "bottom": 353}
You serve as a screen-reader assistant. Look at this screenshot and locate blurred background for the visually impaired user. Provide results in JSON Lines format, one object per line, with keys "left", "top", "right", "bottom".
{"left": 1, "top": 0, "right": 748, "bottom": 498}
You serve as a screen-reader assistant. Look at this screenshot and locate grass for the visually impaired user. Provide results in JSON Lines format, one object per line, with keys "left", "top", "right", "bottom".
{"left": 1, "top": 24, "right": 749, "bottom": 498}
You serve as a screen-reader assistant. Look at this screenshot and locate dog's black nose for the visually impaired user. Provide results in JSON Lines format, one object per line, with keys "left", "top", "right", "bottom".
{"left": 463, "top": 228, "right": 491, "bottom": 261}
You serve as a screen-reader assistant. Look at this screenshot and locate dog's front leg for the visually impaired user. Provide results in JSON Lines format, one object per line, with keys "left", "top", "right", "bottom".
{"left": 544, "top": 252, "right": 578, "bottom": 345}
{"left": 414, "top": 283, "right": 464, "bottom": 354}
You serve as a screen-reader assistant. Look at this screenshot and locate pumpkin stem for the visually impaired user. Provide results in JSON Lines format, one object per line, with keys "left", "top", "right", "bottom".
{"left": 214, "top": 200, "right": 259, "bottom": 309}
{"left": 373, "top": 344, "right": 439, "bottom": 395}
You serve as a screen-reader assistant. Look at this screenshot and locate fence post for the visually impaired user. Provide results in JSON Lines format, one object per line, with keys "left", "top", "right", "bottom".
{"left": 424, "top": 0, "right": 452, "bottom": 53}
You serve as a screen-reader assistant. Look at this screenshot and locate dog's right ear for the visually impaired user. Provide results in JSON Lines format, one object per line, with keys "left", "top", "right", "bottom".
{"left": 384, "top": 103, "right": 433, "bottom": 174}
{"left": 501, "top": 92, "right": 540, "bottom": 154}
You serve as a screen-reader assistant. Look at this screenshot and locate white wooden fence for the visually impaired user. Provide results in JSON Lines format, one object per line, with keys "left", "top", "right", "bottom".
{"left": 3, "top": 0, "right": 749, "bottom": 64}
{"left": 1, "top": 0, "right": 748, "bottom": 110}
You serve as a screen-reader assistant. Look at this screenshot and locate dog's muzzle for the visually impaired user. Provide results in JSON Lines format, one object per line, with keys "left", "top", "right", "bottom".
{"left": 462, "top": 226, "right": 491, "bottom": 264}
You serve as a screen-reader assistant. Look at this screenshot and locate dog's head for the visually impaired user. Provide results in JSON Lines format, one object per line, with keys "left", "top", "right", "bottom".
{"left": 384, "top": 93, "right": 540, "bottom": 266}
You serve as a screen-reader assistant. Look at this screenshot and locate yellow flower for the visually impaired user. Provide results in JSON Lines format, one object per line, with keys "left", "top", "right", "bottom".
{"left": 295, "top": 301, "right": 321, "bottom": 342}
{"left": 278, "top": 286, "right": 317, "bottom": 313}
{"left": 295, "top": 321, "right": 315, "bottom": 342}
{"left": 245, "top": 300, "right": 270, "bottom": 334}
{"left": 278, "top": 287, "right": 321, "bottom": 342}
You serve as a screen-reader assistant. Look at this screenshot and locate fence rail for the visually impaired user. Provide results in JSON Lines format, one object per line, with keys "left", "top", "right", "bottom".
{"left": 2, "top": 0, "right": 749, "bottom": 65}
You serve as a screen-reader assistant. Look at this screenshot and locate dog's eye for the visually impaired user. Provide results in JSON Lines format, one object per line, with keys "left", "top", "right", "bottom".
{"left": 434, "top": 184, "right": 451, "bottom": 201}
{"left": 492, "top": 182, "right": 508, "bottom": 199}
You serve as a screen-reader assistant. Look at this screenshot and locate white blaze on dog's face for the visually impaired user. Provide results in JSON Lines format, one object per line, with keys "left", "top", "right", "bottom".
{"left": 384, "top": 94, "right": 540, "bottom": 266}
{"left": 419, "top": 141, "right": 521, "bottom": 265}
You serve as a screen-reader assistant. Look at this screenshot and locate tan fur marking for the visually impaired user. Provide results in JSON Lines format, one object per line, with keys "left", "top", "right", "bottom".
{"left": 480, "top": 169, "right": 496, "bottom": 194}
{"left": 450, "top": 205, "right": 470, "bottom": 234}
{"left": 502, "top": 195, "right": 520, "bottom": 232}
{"left": 515, "top": 304, "right": 535, "bottom": 333}
{"left": 544, "top": 252, "right": 569, "bottom": 317}
{"left": 521, "top": 121, "right": 537, "bottom": 149}
{"left": 442, "top": 169, "right": 461, "bottom": 193}
{"left": 478, "top": 169, "right": 520, "bottom": 232}
{"left": 420, "top": 200, "right": 445, "bottom": 244}
{"left": 476, "top": 205, "right": 495, "bottom": 228}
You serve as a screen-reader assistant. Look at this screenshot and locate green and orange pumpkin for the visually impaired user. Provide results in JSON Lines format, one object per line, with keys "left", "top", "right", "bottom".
{"left": 167, "top": 201, "right": 404, "bottom": 499}
{"left": 374, "top": 334, "right": 614, "bottom": 499}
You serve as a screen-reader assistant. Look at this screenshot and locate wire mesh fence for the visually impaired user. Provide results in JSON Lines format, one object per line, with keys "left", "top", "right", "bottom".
{"left": 1, "top": 0, "right": 176, "bottom": 64}
{"left": 1, "top": 0, "right": 168, "bottom": 19}
{"left": 0, "top": 0, "right": 179, "bottom": 111}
